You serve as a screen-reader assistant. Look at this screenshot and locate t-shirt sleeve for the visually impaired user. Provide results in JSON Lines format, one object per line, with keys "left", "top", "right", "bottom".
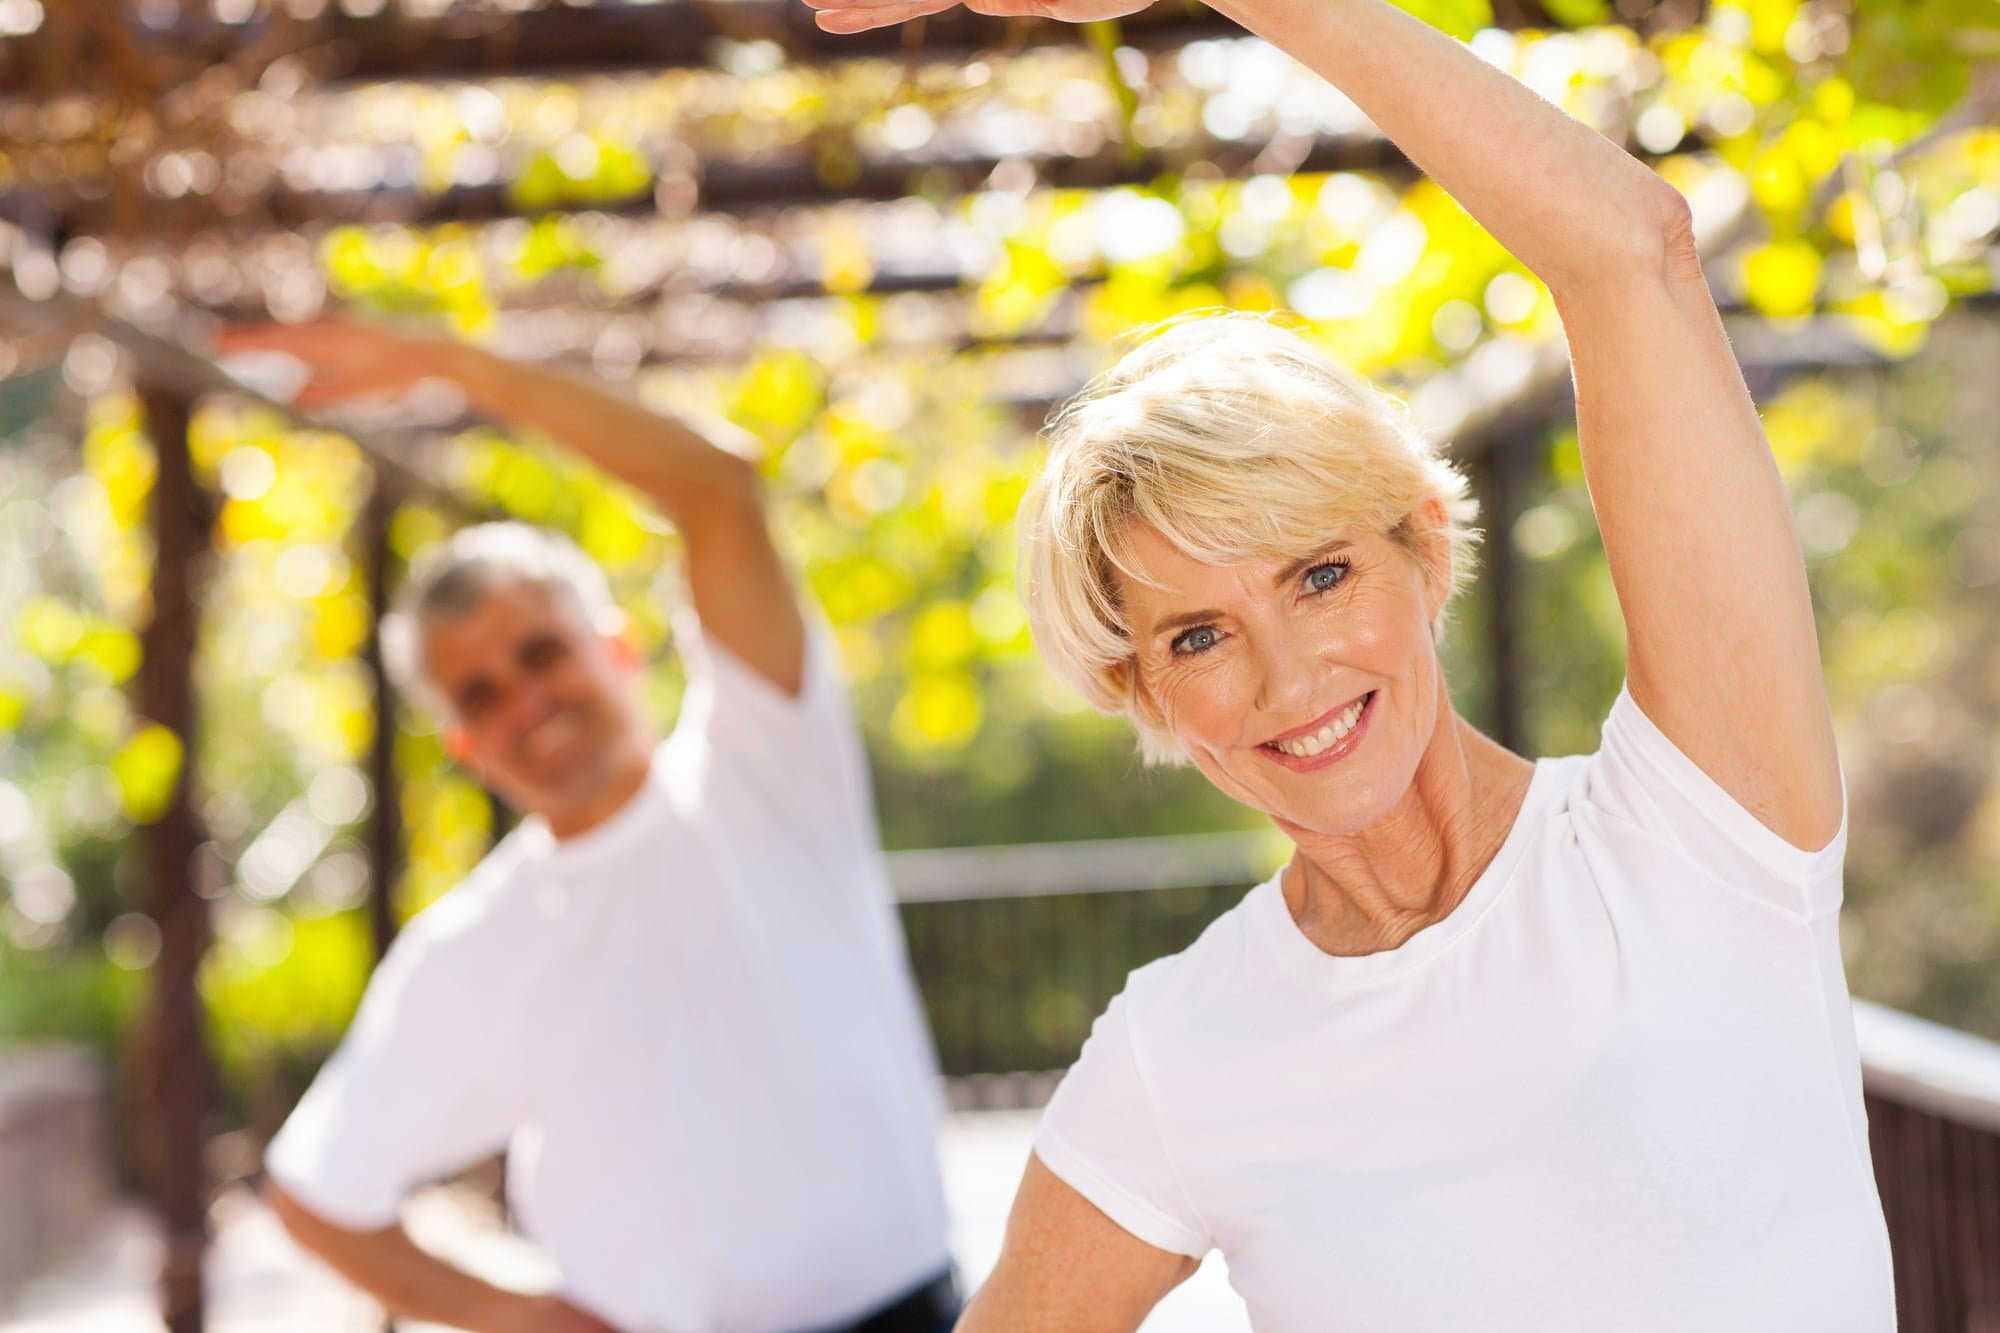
{"left": 1576, "top": 679, "right": 1849, "bottom": 917}
{"left": 672, "top": 602, "right": 879, "bottom": 859}
{"left": 1032, "top": 992, "right": 1211, "bottom": 1259}
{"left": 263, "top": 920, "right": 526, "bottom": 1231}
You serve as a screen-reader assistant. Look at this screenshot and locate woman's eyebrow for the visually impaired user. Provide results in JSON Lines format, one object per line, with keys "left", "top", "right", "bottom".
{"left": 1274, "top": 540, "right": 1354, "bottom": 587}
{"left": 1152, "top": 608, "right": 1227, "bottom": 639}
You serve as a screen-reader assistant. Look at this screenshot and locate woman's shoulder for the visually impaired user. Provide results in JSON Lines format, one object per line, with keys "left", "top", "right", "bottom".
{"left": 1562, "top": 679, "right": 1848, "bottom": 916}
{"left": 1111, "top": 872, "right": 1288, "bottom": 1031}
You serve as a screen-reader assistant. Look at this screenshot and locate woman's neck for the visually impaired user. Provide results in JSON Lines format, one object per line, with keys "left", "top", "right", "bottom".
{"left": 1280, "top": 716, "right": 1534, "bottom": 958}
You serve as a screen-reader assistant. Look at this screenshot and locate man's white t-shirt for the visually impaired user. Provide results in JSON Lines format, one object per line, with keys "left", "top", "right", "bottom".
{"left": 1036, "top": 682, "right": 1895, "bottom": 1331}
{"left": 267, "top": 614, "right": 951, "bottom": 1333}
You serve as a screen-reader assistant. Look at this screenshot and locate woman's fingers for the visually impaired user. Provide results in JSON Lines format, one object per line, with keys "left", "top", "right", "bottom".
{"left": 803, "top": 0, "right": 963, "bottom": 31}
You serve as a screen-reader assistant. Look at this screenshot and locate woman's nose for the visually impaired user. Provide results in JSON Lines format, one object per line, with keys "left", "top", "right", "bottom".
{"left": 1251, "top": 632, "right": 1321, "bottom": 714}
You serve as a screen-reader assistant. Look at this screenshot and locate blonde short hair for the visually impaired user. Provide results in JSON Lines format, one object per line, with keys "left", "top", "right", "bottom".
{"left": 1017, "top": 312, "right": 1482, "bottom": 766}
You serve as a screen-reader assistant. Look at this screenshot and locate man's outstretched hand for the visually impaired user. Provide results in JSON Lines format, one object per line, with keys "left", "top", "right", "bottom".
{"left": 215, "top": 319, "right": 454, "bottom": 411}
{"left": 803, "top": 0, "right": 1152, "bottom": 34}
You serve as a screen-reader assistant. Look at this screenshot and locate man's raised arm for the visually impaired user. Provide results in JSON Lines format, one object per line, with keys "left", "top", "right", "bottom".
{"left": 216, "top": 320, "right": 806, "bottom": 694}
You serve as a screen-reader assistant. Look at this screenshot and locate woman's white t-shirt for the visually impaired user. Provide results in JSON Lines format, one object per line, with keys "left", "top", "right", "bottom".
{"left": 1035, "top": 682, "right": 1895, "bottom": 1331}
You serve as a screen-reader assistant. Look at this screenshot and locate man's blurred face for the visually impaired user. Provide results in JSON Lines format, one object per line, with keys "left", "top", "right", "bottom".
{"left": 421, "top": 579, "right": 653, "bottom": 835}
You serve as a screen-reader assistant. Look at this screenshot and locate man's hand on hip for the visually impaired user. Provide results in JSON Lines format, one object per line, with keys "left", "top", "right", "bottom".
{"left": 500, "top": 1292, "right": 629, "bottom": 1333}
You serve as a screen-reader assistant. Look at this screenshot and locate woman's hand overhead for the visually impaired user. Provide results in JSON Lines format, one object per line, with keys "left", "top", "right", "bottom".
{"left": 802, "top": 0, "right": 1153, "bottom": 35}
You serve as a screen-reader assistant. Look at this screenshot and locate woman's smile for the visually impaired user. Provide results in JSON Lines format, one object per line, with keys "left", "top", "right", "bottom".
{"left": 1259, "top": 689, "right": 1379, "bottom": 772}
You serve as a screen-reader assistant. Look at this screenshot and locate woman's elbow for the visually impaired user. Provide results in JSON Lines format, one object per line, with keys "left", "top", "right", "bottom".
{"left": 1554, "top": 186, "right": 1704, "bottom": 297}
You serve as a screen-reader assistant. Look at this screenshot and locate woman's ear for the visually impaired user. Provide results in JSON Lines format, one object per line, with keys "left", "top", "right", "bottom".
{"left": 443, "top": 724, "right": 474, "bottom": 764}
{"left": 1404, "top": 497, "right": 1454, "bottom": 621}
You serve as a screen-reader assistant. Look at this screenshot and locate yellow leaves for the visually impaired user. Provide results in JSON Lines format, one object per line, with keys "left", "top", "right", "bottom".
{"left": 71, "top": 625, "right": 140, "bottom": 685}
{"left": 909, "top": 601, "right": 977, "bottom": 672}
{"left": 1832, "top": 288, "right": 1934, "bottom": 359}
{"left": 17, "top": 598, "right": 85, "bottom": 662}
{"left": 819, "top": 215, "right": 876, "bottom": 296}
{"left": 1734, "top": 0, "right": 1801, "bottom": 57}
{"left": 727, "top": 351, "right": 826, "bottom": 448}
{"left": 577, "top": 493, "right": 653, "bottom": 570}
{"left": 1749, "top": 141, "right": 1811, "bottom": 225}
{"left": 389, "top": 505, "right": 450, "bottom": 561}
{"left": 508, "top": 133, "right": 652, "bottom": 213}
{"left": 201, "top": 909, "right": 373, "bottom": 1072}
{"left": 892, "top": 672, "right": 984, "bottom": 753}
{"left": 1742, "top": 238, "right": 1823, "bottom": 317}
{"left": 310, "top": 594, "right": 370, "bottom": 661}
{"left": 977, "top": 238, "right": 1069, "bottom": 336}
{"left": 111, "top": 723, "right": 183, "bottom": 825}
{"left": 321, "top": 227, "right": 382, "bottom": 298}
{"left": 320, "top": 225, "right": 494, "bottom": 332}
{"left": 1394, "top": 0, "right": 1494, "bottom": 42}
{"left": 815, "top": 553, "right": 916, "bottom": 624}
{"left": 510, "top": 215, "right": 602, "bottom": 283}
{"left": 1760, "top": 379, "right": 1867, "bottom": 477}
{"left": 83, "top": 398, "right": 155, "bottom": 527}
{"left": 1812, "top": 76, "right": 1856, "bottom": 128}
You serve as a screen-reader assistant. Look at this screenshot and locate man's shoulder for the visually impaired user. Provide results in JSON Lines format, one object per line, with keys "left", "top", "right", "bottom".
{"left": 390, "top": 829, "right": 546, "bottom": 967}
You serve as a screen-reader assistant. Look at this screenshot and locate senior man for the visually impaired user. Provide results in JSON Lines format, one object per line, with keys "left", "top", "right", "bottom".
{"left": 225, "top": 321, "right": 957, "bottom": 1333}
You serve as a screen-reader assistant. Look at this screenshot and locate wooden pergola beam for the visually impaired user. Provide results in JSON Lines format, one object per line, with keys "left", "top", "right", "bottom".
{"left": 0, "top": 0, "right": 1697, "bottom": 94}
{"left": 23, "top": 127, "right": 1426, "bottom": 240}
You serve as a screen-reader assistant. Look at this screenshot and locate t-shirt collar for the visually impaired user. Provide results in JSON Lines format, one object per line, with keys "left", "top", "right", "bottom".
{"left": 517, "top": 745, "right": 674, "bottom": 873}
{"left": 1253, "top": 756, "right": 1557, "bottom": 993}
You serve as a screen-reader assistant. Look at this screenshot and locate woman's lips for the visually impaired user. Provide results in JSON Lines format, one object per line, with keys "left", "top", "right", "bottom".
{"left": 1259, "top": 690, "right": 1377, "bottom": 772}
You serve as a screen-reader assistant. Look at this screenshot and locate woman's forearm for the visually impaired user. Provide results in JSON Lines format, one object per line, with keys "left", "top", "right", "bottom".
{"left": 1210, "top": 0, "right": 1686, "bottom": 290}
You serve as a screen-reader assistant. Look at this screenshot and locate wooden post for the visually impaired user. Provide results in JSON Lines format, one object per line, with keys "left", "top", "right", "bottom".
{"left": 359, "top": 475, "right": 403, "bottom": 962}
{"left": 134, "top": 381, "right": 216, "bottom": 1333}
{"left": 1478, "top": 428, "right": 1529, "bottom": 754}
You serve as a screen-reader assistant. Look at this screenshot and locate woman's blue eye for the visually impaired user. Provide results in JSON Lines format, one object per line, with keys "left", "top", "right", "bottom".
{"left": 1307, "top": 560, "right": 1350, "bottom": 593}
{"left": 1174, "top": 626, "right": 1218, "bottom": 655}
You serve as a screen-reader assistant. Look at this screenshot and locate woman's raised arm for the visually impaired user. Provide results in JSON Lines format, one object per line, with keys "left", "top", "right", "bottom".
{"left": 808, "top": 0, "right": 1843, "bottom": 857}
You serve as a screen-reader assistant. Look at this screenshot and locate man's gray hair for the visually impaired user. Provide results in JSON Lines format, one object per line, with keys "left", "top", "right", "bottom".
{"left": 382, "top": 521, "right": 621, "bottom": 720}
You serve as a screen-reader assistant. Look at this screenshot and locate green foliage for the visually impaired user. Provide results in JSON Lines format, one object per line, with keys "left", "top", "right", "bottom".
{"left": 0, "top": 940, "right": 143, "bottom": 1053}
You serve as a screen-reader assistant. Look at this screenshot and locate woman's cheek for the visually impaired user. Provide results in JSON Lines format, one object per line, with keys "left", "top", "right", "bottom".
{"left": 1187, "top": 655, "right": 1260, "bottom": 749}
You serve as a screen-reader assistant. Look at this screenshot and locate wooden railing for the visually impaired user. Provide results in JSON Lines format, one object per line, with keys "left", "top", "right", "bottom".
{"left": 1856, "top": 1003, "right": 2000, "bottom": 1329}
{"left": 890, "top": 836, "right": 2000, "bottom": 1328}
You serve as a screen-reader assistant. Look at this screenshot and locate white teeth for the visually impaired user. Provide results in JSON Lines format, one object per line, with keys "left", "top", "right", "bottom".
{"left": 526, "top": 713, "right": 579, "bottom": 759}
{"left": 1274, "top": 694, "right": 1370, "bottom": 758}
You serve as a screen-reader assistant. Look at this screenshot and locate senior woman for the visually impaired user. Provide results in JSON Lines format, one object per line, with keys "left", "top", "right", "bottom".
{"left": 809, "top": 0, "right": 1894, "bottom": 1328}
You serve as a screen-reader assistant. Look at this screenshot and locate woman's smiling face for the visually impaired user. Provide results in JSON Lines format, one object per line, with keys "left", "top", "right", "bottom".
{"left": 1119, "top": 501, "right": 1453, "bottom": 837}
